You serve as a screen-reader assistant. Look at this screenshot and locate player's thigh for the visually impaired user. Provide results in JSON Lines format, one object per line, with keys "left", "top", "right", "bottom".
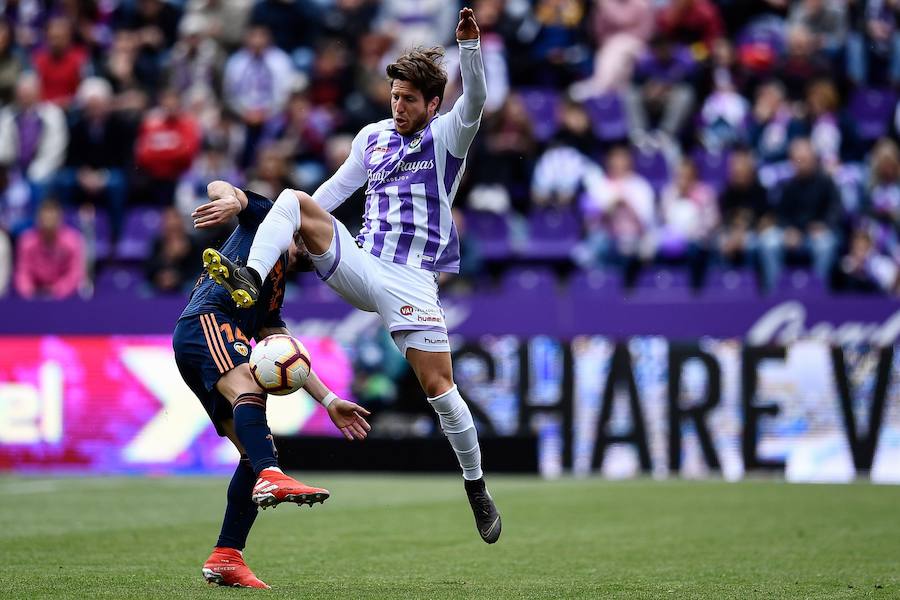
{"left": 309, "top": 217, "right": 378, "bottom": 311}
{"left": 296, "top": 190, "right": 335, "bottom": 255}
{"left": 374, "top": 263, "right": 448, "bottom": 337}
{"left": 173, "top": 315, "right": 252, "bottom": 436}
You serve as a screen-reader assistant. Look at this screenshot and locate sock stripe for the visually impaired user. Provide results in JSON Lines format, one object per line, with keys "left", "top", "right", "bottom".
{"left": 199, "top": 314, "right": 227, "bottom": 374}
{"left": 234, "top": 393, "right": 267, "bottom": 410}
{"left": 208, "top": 314, "right": 235, "bottom": 370}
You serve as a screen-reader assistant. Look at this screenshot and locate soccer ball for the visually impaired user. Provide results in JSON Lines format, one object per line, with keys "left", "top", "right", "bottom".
{"left": 249, "top": 334, "right": 312, "bottom": 395}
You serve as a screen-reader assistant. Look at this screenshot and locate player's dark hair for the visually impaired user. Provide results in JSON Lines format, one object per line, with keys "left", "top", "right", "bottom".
{"left": 386, "top": 47, "right": 448, "bottom": 109}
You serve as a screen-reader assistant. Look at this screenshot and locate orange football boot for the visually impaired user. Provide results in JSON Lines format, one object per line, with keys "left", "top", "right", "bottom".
{"left": 201, "top": 547, "right": 270, "bottom": 589}
{"left": 251, "top": 468, "right": 330, "bottom": 508}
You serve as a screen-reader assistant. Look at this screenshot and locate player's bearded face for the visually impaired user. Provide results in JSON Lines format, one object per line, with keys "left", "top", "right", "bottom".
{"left": 391, "top": 80, "right": 438, "bottom": 136}
{"left": 287, "top": 235, "right": 315, "bottom": 273}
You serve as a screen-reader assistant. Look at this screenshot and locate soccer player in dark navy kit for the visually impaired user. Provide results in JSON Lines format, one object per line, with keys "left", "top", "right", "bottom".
{"left": 173, "top": 180, "right": 371, "bottom": 589}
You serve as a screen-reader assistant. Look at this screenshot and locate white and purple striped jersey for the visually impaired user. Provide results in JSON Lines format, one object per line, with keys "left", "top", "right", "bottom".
{"left": 312, "top": 39, "right": 487, "bottom": 274}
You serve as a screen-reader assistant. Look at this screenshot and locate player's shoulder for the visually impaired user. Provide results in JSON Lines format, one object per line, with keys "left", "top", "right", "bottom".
{"left": 358, "top": 119, "right": 394, "bottom": 138}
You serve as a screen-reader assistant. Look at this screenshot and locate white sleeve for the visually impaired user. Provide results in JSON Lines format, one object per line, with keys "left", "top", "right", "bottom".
{"left": 434, "top": 39, "right": 487, "bottom": 158}
{"left": 312, "top": 127, "right": 370, "bottom": 213}
{"left": 30, "top": 104, "right": 68, "bottom": 181}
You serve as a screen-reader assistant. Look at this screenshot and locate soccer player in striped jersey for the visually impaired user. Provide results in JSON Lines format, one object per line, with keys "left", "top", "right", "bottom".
{"left": 175, "top": 181, "right": 371, "bottom": 588}
{"left": 200, "top": 8, "right": 501, "bottom": 543}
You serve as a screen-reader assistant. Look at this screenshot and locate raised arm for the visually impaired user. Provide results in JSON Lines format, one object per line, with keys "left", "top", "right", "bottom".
{"left": 439, "top": 8, "right": 487, "bottom": 158}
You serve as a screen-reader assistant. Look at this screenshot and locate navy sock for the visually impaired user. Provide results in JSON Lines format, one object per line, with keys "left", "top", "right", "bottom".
{"left": 233, "top": 393, "right": 279, "bottom": 475}
{"left": 216, "top": 457, "right": 258, "bottom": 550}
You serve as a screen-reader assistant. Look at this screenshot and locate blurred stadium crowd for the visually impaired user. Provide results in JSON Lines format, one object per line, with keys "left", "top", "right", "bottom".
{"left": 0, "top": 0, "right": 899, "bottom": 300}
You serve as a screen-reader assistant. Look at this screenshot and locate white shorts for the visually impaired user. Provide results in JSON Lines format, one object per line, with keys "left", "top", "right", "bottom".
{"left": 310, "top": 218, "right": 450, "bottom": 355}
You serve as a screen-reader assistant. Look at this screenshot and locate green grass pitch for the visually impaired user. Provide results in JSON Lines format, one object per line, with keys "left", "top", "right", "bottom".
{"left": 2, "top": 474, "right": 898, "bottom": 599}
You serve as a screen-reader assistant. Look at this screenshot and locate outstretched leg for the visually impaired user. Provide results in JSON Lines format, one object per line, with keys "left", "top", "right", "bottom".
{"left": 205, "top": 188, "right": 334, "bottom": 308}
{"left": 406, "top": 348, "right": 501, "bottom": 544}
{"left": 247, "top": 189, "right": 334, "bottom": 283}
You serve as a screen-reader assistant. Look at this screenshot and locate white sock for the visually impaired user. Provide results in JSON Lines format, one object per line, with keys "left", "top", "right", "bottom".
{"left": 428, "top": 385, "right": 483, "bottom": 481}
{"left": 246, "top": 189, "right": 302, "bottom": 281}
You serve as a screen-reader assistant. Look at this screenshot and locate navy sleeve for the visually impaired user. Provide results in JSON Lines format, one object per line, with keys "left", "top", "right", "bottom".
{"left": 262, "top": 308, "right": 287, "bottom": 331}
{"left": 238, "top": 190, "right": 274, "bottom": 229}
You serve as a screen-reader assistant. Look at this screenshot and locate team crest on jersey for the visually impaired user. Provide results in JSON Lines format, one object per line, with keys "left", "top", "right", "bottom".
{"left": 233, "top": 342, "right": 249, "bottom": 356}
{"left": 409, "top": 133, "right": 423, "bottom": 149}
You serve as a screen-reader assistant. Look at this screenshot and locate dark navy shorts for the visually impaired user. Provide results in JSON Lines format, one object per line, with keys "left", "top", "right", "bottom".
{"left": 173, "top": 311, "right": 253, "bottom": 436}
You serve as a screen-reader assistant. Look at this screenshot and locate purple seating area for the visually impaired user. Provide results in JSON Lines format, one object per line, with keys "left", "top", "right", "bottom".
{"left": 849, "top": 89, "right": 897, "bottom": 142}
{"left": 517, "top": 87, "right": 561, "bottom": 142}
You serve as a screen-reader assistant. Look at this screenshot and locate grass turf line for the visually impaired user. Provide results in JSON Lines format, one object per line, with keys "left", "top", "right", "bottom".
{"left": 1, "top": 475, "right": 898, "bottom": 599}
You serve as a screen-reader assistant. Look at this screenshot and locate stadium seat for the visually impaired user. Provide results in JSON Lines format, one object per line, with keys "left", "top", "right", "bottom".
{"left": 777, "top": 269, "right": 827, "bottom": 295}
{"left": 118, "top": 207, "right": 162, "bottom": 260}
{"left": 521, "top": 209, "right": 581, "bottom": 260}
{"left": 465, "top": 210, "right": 512, "bottom": 260}
{"left": 633, "top": 267, "right": 691, "bottom": 298}
{"left": 583, "top": 93, "right": 628, "bottom": 142}
{"left": 633, "top": 148, "right": 671, "bottom": 196}
{"left": 94, "top": 264, "right": 144, "bottom": 297}
{"left": 703, "top": 268, "right": 759, "bottom": 297}
{"left": 692, "top": 148, "right": 729, "bottom": 193}
{"left": 502, "top": 267, "right": 557, "bottom": 295}
{"left": 849, "top": 88, "right": 898, "bottom": 142}
{"left": 517, "top": 87, "right": 560, "bottom": 142}
{"left": 568, "top": 269, "right": 622, "bottom": 296}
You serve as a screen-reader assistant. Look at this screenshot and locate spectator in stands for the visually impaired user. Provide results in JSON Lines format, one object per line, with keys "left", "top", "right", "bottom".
{"left": 659, "top": 158, "right": 719, "bottom": 290}
{"left": 30, "top": 16, "right": 89, "bottom": 107}
{"left": 321, "top": 0, "right": 379, "bottom": 52}
{"left": 718, "top": 148, "right": 772, "bottom": 270}
{"left": 801, "top": 79, "right": 859, "bottom": 170}
{"left": 835, "top": 229, "right": 899, "bottom": 294}
{"left": 655, "top": 0, "right": 724, "bottom": 51}
{"left": 0, "top": 74, "right": 68, "bottom": 199}
{"left": 56, "top": 78, "right": 132, "bottom": 246}
{"left": 0, "top": 160, "right": 34, "bottom": 236}
{"left": 134, "top": 88, "right": 202, "bottom": 204}
{"left": 526, "top": 0, "right": 591, "bottom": 87}
{"left": 0, "top": 20, "right": 25, "bottom": 105}
{"left": 0, "top": 227, "right": 9, "bottom": 297}
{"left": 250, "top": 0, "right": 322, "bottom": 63}
{"left": 14, "top": 198, "right": 85, "bottom": 299}
{"left": 775, "top": 25, "right": 831, "bottom": 101}
{"left": 696, "top": 39, "right": 751, "bottom": 153}
{"left": 569, "top": 0, "right": 653, "bottom": 98}
{"left": 374, "top": 0, "right": 457, "bottom": 54}
{"left": 113, "top": 0, "right": 183, "bottom": 89}
{"left": 747, "top": 81, "right": 802, "bottom": 166}
{"left": 788, "top": 0, "right": 846, "bottom": 58}
{"left": 246, "top": 144, "right": 298, "bottom": 199}
{"left": 266, "top": 90, "right": 332, "bottom": 181}
{"left": 307, "top": 38, "right": 353, "bottom": 109}
{"left": 185, "top": 0, "right": 253, "bottom": 50}
{"left": 859, "top": 139, "right": 900, "bottom": 265}
{"left": 575, "top": 145, "right": 656, "bottom": 288}
{"left": 847, "top": 0, "right": 900, "bottom": 87}
{"left": 144, "top": 206, "right": 198, "bottom": 294}
{"left": 100, "top": 30, "right": 150, "bottom": 94}
{"left": 223, "top": 24, "right": 295, "bottom": 168}
{"left": 165, "top": 14, "right": 225, "bottom": 99}
{"left": 626, "top": 36, "right": 696, "bottom": 148}
{"left": 758, "top": 138, "right": 842, "bottom": 291}
{"left": 532, "top": 103, "right": 604, "bottom": 209}
{"left": 470, "top": 94, "right": 538, "bottom": 214}
{"left": 176, "top": 137, "right": 243, "bottom": 244}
